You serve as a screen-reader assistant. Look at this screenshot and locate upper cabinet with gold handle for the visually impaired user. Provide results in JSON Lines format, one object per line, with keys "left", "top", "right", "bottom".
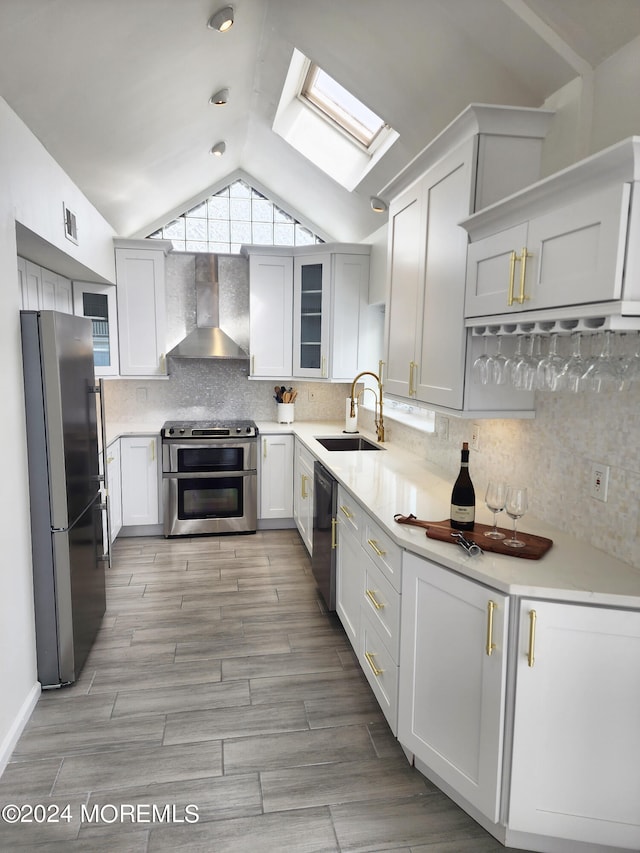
{"left": 463, "top": 145, "right": 638, "bottom": 326}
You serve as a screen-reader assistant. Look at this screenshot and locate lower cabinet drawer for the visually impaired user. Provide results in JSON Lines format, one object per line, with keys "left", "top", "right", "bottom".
{"left": 362, "top": 554, "right": 400, "bottom": 659}
{"left": 359, "top": 611, "right": 399, "bottom": 735}
{"left": 361, "top": 515, "right": 402, "bottom": 591}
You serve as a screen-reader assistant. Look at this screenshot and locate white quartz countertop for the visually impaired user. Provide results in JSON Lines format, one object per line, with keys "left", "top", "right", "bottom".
{"left": 106, "top": 417, "right": 640, "bottom": 608}
{"left": 259, "top": 420, "right": 640, "bottom": 609}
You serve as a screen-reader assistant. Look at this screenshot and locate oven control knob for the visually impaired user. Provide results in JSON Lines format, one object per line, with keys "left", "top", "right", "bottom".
{"left": 246, "top": 427, "right": 252, "bottom": 434}
{"left": 168, "top": 428, "right": 174, "bottom": 435}
{"left": 179, "top": 428, "right": 185, "bottom": 434}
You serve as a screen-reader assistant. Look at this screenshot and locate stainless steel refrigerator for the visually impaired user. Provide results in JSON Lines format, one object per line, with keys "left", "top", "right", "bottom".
{"left": 21, "top": 310, "right": 106, "bottom": 688}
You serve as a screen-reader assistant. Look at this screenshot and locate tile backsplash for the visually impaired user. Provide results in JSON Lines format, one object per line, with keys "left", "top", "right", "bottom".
{"left": 362, "top": 387, "right": 640, "bottom": 570}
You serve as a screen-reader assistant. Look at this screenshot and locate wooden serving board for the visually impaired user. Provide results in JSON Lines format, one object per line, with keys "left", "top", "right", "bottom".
{"left": 394, "top": 514, "right": 553, "bottom": 560}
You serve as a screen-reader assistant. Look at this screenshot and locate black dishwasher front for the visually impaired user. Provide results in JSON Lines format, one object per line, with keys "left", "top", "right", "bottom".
{"left": 312, "top": 461, "right": 337, "bottom": 611}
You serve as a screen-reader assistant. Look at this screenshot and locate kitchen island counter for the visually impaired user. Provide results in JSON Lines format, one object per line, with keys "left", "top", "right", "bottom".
{"left": 257, "top": 420, "right": 640, "bottom": 609}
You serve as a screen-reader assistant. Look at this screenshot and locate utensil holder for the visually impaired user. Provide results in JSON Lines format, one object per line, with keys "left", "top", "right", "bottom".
{"left": 277, "top": 403, "right": 295, "bottom": 423}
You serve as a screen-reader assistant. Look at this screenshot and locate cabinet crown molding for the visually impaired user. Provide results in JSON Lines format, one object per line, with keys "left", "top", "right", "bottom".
{"left": 461, "top": 136, "right": 640, "bottom": 241}
{"left": 379, "top": 103, "right": 554, "bottom": 202}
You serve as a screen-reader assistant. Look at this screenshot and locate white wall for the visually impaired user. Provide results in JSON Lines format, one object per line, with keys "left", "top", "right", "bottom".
{"left": 0, "top": 97, "right": 115, "bottom": 775}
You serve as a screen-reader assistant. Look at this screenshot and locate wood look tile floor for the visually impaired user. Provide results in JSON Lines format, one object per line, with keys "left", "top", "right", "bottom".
{"left": 0, "top": 531, "right": 535, "bottom": 852}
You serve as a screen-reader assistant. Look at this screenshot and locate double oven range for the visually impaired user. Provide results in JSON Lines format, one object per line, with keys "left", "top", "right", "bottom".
{"left": 161, "top": 419, "right": 259, "bottom": 537}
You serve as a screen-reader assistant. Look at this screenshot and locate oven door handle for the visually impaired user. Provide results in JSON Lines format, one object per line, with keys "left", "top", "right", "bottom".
{"left": 162, "top": 470, "right": 256, "bottom": 479}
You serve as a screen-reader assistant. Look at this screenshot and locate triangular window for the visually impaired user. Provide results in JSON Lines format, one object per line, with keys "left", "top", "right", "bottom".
{"left": 148, "top": 179, "right": 324, "bottom": 253}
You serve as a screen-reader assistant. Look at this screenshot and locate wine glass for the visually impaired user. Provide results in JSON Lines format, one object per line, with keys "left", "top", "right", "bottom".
{"left": 472, "top": 336, "right": 491, "bottom": 384}
{"left": 484, "top": 481, "right": 506, "bottom": 539}
{"left": 486, "top": 337, "right": 508, "bottom": 385}
{"left": 535, "top": 333, "right": 564, "bottom": 391}
{"left": 504, "top": 486, "right": 528, "bottom": 548}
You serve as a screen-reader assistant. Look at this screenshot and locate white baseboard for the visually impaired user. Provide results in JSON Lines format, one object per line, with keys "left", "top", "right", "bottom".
{"left": 0, "top": 681, "right": 40, "bottom": 778}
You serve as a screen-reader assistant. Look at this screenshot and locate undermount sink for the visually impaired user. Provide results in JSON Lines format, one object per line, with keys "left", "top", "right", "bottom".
{"left": 315, "top": 436, "right": 384, "bottom": 452}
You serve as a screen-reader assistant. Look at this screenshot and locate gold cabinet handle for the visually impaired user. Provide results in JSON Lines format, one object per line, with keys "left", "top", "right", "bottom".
{"left": 507, "top": 250, "right": 517, "bottom": 306}
{"left": 367, "top": 538, "right": 385, "bottom": 558}
{"left": 331, "top": 518, "right": 337, "bottom": 549}
{"left": 527, "top": 609, "right": 537, "bottom": 667}
{"left": 150, "top": 439, "right": 155, "bottom": 462}
{"left": 366, "top": 589, "right": 384, "bottom": 610}
{"left": 263, "top": 438, "right": 268, "bottom": 459}
{"left": 339, "top": 504, "right": 353, "bottom": 519}
{"left": 378, "top": 360, "right": 385, "bottom": 385}
{"left": 486, "top": 600, "right": 496, "bottom": 656}
{"left": 517, "top": 247, "right": 532, "bottom": 304}
{"left": 301, "top": 473, "right": 308, "bottom": 499}
{"left": 251, "top": 354, "right": 255, "bottom": 374}
{"left": 321, "top": 355, "right": 327, "bottom": 377}
{"left": 364, "top": 651, "right": 383, "bottom": 677}
{"left": 107, "top": 456, "right": 114, "bottom": 464}
{"left": 408, "top": 361, "right": 417, "bottom": 396}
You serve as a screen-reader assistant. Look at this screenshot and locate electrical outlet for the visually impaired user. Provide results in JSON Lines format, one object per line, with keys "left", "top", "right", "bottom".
{"left": 471, "top": 423, "right": 481, "bottom": 452}
{"left": 308, "top": 389, "right": 317, "bottom": 401}
{"left": 435, "top": 415, "right": 449, "bottom": 441}
{"left": 590, "top": 462, "right": 610, "bottom": 502}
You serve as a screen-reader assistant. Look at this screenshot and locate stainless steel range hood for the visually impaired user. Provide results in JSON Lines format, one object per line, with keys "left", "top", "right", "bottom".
{"left": 167, "top": 254, "right": 249, "bottom": 360}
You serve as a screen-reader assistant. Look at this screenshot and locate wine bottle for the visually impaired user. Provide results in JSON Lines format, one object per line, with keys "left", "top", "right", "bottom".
{"left": 450, "top": 441, "right": 475, "bottom": 530}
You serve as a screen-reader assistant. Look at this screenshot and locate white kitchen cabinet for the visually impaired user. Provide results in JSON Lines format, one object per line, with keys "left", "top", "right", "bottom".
{"left": 335, "top": 488, "right": 364, "bottom": 650}
{"left": 293, "top": 437, "right": 314, "bottom": 554}
{"left": 259, "top": 432, "right": 294, "bottom": 519}
{"left": 507, "top": 599, "right": 640, "bottom": 851}
{"left": 398, "top": 552, "right": 509, "bottom": 823}
{"left": 39, "top": 266, "right": 73, "bottom": 312}
{"left": 39, "top": 265, "right": 58, "bottom": 309}
{"left": 335, "top": 485, "right": 402, "bottom": 734}
{"left": 120, "top": 434, "right": 161, "bottom": 526}
{"left": 384, "top": 104, "right": 552, "bottom": 413}
{"left": 465, "top": 182, "right": 631, "bottom": 318}
{"left": 248, "top": 253, "right": 293, "bottom": 378}
{"left": 18, "top": 258, "right": 73, "bottom": 313}
{"left": 462, "top": 136, "right": 640, "bottom": 329}
{"left": 73, "top": 281, "right": 120, "bottom": 376}
{"left": 293, "top": 246, "right": 370, "bottom": 380}
{"left": 114, "top": 239, "right": 172, "bottom": 376}
{"left": 105, "top": 438, "right": 122, "bottom": 542}
{"left": 17, "top": 257, "right": 38, "bottom": 309}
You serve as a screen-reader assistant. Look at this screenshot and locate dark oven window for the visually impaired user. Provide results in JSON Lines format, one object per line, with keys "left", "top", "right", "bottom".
{"left": 178, "top": 477, "right": 244, "bottom": 519}
{"left": 177, "top": 446, "right": 245, "bottom": 473}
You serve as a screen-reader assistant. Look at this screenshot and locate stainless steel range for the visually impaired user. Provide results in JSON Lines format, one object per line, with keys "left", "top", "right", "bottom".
{"left": 161, "top": 419, "right": 259, "bottom": 537}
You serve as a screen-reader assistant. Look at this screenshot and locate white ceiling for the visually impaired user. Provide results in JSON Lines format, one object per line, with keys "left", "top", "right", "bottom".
{"left": 2, "top": 0, "right": 640, "bottom": 245}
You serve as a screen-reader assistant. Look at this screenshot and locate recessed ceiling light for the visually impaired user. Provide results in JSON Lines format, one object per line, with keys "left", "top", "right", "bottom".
{"left": 370, "top": 197, "right": 387, "bottom": 213}
{"left": 210, "top": 141, "right": 226, "bottom": 156}
{"left": 209, "top": 88, "right": 229, "bottom": 106}
{"left": 208, "top": 5, "right": 234, "bottom": 32}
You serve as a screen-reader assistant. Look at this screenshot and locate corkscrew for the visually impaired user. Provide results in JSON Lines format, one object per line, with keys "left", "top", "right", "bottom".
{"left": 451, "top": 532, "right": 483, "bottom": 557}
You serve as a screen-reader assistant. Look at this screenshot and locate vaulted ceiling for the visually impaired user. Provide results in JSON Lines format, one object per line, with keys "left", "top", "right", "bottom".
{"left": 2, "top": 0, "right": 640, "bottom": 244}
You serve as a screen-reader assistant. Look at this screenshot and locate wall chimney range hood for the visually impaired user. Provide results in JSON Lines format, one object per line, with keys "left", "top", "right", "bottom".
{"left": 167, "top": 254, "right": 249, "bottom": 360}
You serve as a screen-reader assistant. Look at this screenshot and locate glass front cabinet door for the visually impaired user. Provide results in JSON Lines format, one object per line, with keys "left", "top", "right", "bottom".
{"left": 293, "top": 253, "right": 330, "bottom": 378}
{"left": 73, "top": 281, "right": 120, "bottom": 376}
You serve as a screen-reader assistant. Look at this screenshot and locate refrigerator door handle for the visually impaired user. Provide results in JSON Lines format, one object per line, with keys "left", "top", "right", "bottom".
{"left": 90, "top": 379, "right": 112, "bottom": 569}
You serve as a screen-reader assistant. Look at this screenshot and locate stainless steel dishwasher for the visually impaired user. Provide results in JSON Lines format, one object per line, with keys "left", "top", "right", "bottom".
{"left": 312, "top": 461, "right": 337, "bottom": 611}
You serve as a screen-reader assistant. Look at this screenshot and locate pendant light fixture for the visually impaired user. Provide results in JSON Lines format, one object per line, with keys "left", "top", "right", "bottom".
{"left": 207, "top": 6, "right": 234, "bottom": 32}
{"left": 370, "top": 196, "right": 387, "bottom": 213}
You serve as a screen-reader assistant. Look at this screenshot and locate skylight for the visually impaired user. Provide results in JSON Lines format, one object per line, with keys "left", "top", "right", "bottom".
{"left": 301, "top": 64, "right": 386, "bottom": 148}
{"left": 273, "top": 49, "right": 399, "bottom": 191}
